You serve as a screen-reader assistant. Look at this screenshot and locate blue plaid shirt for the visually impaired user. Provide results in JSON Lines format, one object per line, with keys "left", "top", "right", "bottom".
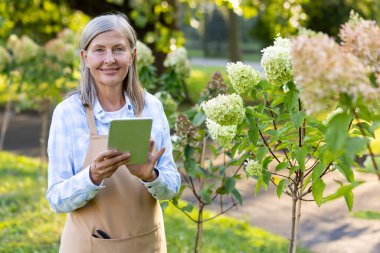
{"left": 46, "top": 92, "right": 180, "bottom": 213}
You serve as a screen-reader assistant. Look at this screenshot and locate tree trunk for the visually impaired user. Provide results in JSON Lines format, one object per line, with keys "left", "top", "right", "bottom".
{"left": 0, "top": 80, "right": 13, "bottom": 150}
{"left": 194, "top": 204, "right": 204, "bottom": 253}
{"left": 289, "top": 195, "right": 298, "bottom": 253}
{"left": 227, "top": 8, "right": 241, "bottom": 62}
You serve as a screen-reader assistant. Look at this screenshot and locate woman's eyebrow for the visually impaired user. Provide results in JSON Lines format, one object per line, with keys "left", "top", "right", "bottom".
{"left": 112, "top": 43, "right": 128, "bottom": 48}
{"left": 90, "top": 44, "right": 105, "bottom": 48}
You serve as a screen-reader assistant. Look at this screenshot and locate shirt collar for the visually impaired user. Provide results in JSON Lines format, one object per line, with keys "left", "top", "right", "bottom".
{"left": 93, "top": 92, "right": 134, "bottom": 122}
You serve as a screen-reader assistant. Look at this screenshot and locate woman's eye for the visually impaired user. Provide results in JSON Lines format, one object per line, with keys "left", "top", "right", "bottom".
{"left": 114, "top": 48, "right": 124, "bottom": 53}
{"left": 94, "top": 48, "right": 104, "bottom": 53}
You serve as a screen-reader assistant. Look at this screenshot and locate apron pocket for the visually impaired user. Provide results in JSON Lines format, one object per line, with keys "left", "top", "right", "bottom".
{"left": 91, "top": 223, "right": 162, "bottom": 253}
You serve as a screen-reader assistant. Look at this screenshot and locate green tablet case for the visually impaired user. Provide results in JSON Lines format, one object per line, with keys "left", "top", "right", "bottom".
{"left": 107, "top": 118, "right": 153, "bottom": 164}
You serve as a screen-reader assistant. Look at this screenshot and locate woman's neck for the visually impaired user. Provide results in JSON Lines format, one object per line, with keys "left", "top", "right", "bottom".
{"left": 96, "top": 86, "right": 125, "bottom": 112}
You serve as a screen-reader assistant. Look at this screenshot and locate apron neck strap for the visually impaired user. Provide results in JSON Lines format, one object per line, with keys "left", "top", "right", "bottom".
{"left": 85, "top": 106, "right": 97, "bottom": 136}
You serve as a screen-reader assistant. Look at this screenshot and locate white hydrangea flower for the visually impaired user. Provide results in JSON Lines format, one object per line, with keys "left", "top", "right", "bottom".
{"left": 202, "top": 93, "right": 245, "bottom": 126}
{"left": 45, "top": 38, "right": 76, "bottom": 65}
{"left": 226, "top": 61, "right": 261, "bottom": 94}
{"left": 0, "top": 46, "right": 12, "bottom": 71}
{"left": 244, "top": 159, "right": 262, "bottom": 177}
{"left": 136, "top": 40, "right": 155, "bottom": 68}
{"left": 164, "top": 47, "right": 191, "bottom": 79}
{"left": 261, "top": 37, "right": 293, "bottom": 86}
{"left": 8, "top": 35, "right": 40, "bottom": 64}
{"left": 273, "top": 36, "right": 292, "bottom": 49}
{"left": 206, "top": 119, "right": 237, "bottom": 149}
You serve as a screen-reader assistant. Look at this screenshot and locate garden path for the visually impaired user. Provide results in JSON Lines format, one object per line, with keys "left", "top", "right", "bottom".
{"left": 181, "top": 153, "right": 380, "bottom": 253}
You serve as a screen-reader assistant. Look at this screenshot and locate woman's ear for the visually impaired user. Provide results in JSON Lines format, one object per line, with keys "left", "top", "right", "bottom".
{"left": 80, "top": 49, "right": 89, "bottom": 67}
{"left": 131, "top": 47, "right": 137, "bottom": 64}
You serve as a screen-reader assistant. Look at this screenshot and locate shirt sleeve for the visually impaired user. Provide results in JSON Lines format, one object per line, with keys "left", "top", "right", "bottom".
{"left": 46, "top": 104, "right": 103, "bottom": 213}
{"left": 141, "top": 102, "right": 181, "bottom": 200}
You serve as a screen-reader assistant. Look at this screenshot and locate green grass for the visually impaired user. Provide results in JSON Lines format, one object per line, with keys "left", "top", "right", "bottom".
{"left": 187, "top": 64, "right": 227, "bottom": 103}
{"left": 0, "top": 151, "right": 309, "bottom": 252}
{"left": 352, "top": 210, "right": 380, "bottom": 220}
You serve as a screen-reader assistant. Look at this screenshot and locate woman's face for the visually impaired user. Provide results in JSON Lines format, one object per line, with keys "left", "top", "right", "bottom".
{"left": 81, "top": 30, "right": 135, "bottom": 90}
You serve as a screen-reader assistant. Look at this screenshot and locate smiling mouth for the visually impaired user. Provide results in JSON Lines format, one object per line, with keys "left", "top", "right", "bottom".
{"left": 100, "top": 68, "right": 120, "bottom": 72}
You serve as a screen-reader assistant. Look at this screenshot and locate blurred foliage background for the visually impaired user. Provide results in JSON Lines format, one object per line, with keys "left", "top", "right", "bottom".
{"left": 1, "top": 0, "right": 379, "bottom": 65}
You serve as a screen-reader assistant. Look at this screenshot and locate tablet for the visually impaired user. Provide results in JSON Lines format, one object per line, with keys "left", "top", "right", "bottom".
{"left": 107, "top": 118, "right": 153, "bottom": 164}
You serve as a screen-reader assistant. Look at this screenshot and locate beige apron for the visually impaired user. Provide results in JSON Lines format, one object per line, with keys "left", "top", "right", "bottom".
{"left": 59, "top": 106, "right": 166, "bottom": 253}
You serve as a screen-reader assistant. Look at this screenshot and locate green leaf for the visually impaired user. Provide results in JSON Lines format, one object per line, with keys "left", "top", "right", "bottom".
{"left": 344, "top": 189, "right": 354, "bottom": 211}
{"left": 245, "top": 108, "right": 256, "bottom": 126}
{"left": 199, "top": 189, "right": 212, "bottom": 204}
{"left": 262, "top": 156, "right": 274, "bottom": 170}
{"left": 276, "top": 179, "right": 287, "bottom": 198}
{"left": 291, "top": 111, "right": 306, "bottom": 129}
{"left": 344, "top": 137, "right": 368, "bottom": 159}
{"left": 353, "top": 122, "right": 375, "bottom": 138}
{"left": 301, "top": 173, "right": 312, "bottom": 192}
{"left": 262, "top": 169, "right": 272, "bottom": 186}
{"left": 312, "top": 178, "right": 326, "bottom": 207}
{"left": 276, "top": 162, "right": 289, "bottom": 171}
{"left": 208, "top": 144, "right": 219, "bottom": 157}
{"left": 265, "top": 129, "right": 278, "bottom": 137}
{"left": 232, "top": 188, "right": 243, "bottom": 205}
{"left": 248, "top": 125, "right": 259, "bottom": 146}
{"left": 278, "top": 112, "right": 291, "bottom": 121}
{"left": 184, "top": 157, "right": 197, "bottom": 177}
{"left": 256, "top": 147, "right": 268, "bottom": 162}
{"left": 294, "top": 146, "right": 308, "bottom": 171}
{"left": 231, "top": 142, "right": 240, "bottom": 158}
{"left": 192, "top": 111, "right": 207, "bottom": 127}
{"left": 289, "top": 166, "right": 299, "bottom": 176}
{"left": 270, "top": 95, "right": 284, "bottom": 108}
{"left": 325, "top": 112, "right": 351, "bottom": 153}
{"left": 323, "top": 182, "right": 361, "bottom": 208}
{"left": 254, "top": 180, "right": 262, "bottom": 194}
{"left": 337, "top": 157, "right": 355, "bottom": 183}
{"left": 181, "top": 203, "right": 194, "bottom": 212}
{"left": 257, "top": 102, "right": 265, "bottom": 113}
{"left": 238, "top": 138, "right": 249, "bottom": 153}
{"left": 312, "top": 163, "right": 325, "bottom": 182}
{"left": 224, "top": 177, "right": 236, "bottom": 194}
{"left": 284, "top": 90, "right": 299, "bottom": 111}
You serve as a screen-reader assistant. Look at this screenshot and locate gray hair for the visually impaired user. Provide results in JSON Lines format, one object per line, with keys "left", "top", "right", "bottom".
{"left": 78, "top": 13, "right": 144, "bottom": 114}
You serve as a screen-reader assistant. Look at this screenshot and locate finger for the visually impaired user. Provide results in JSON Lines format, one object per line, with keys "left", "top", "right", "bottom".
{"left": 152, "top": 147, "right": 165, "bottom": 163}
{"left": 96, "top": 149, "right": 123, "bottom": 162}
{"left": 102, "top": 153, "right": 130, "bottom": 167}
{"left": 102, "top": 157, "right": 131, "bottom": 176}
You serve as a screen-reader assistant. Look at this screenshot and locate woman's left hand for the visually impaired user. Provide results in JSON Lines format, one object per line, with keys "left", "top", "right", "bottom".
{"left": 127, "top": 139, "right": 165, "bottom": 182}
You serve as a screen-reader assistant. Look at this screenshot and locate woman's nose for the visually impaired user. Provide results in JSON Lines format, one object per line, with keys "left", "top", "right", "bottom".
{"left": 104, "top": 51, "right": 116, "bottom": 64}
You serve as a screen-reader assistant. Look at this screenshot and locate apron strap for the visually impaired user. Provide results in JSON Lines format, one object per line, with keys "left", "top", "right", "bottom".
{"left": 85, "top": 106, "right": 97, "bottom": 136}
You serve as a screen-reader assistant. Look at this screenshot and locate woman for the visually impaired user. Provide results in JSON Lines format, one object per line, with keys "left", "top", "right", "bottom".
{"left": 46, "top": 13, "right": 180, "bottom": 252}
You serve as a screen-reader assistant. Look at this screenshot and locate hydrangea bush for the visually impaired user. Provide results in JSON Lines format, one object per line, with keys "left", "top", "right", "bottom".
{"left": 199, "top": 12, "right": 380, "bottom": 253}
{"left": 136, "top": 40, "right": 156, "bottom": 90}
{"left": 160, "top": 47, "right": 191, "bottom": 102}
{"left": 168, "top": 71, "right": 244, "bottom": 253}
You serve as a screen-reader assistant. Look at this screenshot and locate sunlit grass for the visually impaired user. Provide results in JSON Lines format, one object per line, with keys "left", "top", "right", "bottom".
{"left": 187, "top": 64, "right": 226, "bottom": 103}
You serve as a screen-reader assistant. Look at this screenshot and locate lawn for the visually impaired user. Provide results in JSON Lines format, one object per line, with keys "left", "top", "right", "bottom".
{"left": 0, "top": 151, "right": 310, "bottom": 253}
{"left": 186, "top": 64, "right": 227, "bottom": 103}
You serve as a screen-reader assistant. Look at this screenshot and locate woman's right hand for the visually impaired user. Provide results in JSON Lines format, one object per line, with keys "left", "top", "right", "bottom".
{"left": 89, "top": 150, "right": 131, "bottom": 185}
